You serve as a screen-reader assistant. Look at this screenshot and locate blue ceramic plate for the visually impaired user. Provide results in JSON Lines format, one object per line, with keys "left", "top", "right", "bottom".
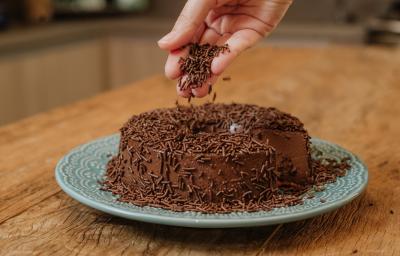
{"left": 55, "top": 134, "right": 368, "bottom": 228}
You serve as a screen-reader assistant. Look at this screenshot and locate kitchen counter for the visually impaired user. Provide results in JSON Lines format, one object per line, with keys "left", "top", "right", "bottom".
{"left": 0, "top": 46, "right": 399, "bottom": 255}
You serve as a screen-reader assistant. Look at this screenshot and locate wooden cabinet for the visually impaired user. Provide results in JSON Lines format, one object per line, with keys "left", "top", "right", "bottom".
{"left": 107, "top": 37, "right": 167, "bottom": 88}
{"left": 0, "top": 39, "right": 107, "bottom": 125}
{"left": 0, "top": 57, "right": 25, "bottom": 124}
{"left": 0, "top": 34, "right": 167, "bottom": 126}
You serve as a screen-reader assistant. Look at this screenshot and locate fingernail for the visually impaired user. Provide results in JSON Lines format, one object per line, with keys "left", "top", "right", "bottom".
{"left": 158, "top": 31, "right": 176, "bottom": 44}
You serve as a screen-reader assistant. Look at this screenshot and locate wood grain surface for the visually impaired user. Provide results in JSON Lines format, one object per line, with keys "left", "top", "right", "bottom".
{"left": 0, "top": 47, "right": 399, "bottom": 256}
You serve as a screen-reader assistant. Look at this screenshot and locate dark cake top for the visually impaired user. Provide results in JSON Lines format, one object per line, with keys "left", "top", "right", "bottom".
{"left": 120, "top": 103, "right": 305, "bottom": 156}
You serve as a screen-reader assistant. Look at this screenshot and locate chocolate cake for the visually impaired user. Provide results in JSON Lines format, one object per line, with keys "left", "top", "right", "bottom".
{"left": 102, "top": 103, "right": 345, "bottom": 213}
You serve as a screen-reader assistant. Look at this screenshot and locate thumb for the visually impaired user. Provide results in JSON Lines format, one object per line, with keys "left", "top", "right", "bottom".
{"left": 158, "top": 0, "right": 228, "bottom": 50}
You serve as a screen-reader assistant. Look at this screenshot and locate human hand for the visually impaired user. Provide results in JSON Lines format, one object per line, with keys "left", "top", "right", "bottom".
{"left": 158, "top": 0, "right": 292, "bottom": 98}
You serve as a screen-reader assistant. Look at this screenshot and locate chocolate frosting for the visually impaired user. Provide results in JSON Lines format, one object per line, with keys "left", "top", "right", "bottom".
{"left": 102, "top": 103, "right": 321, "bottom": 213}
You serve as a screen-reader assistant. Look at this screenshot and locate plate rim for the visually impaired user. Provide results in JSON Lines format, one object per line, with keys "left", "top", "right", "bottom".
{"left": 55, "top": 135, "right": 368, "bottom": 228}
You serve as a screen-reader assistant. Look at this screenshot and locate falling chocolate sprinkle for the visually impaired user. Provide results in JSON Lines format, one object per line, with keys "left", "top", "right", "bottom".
{"left": 188, "top": 92, "right": 194, "bottom": 103}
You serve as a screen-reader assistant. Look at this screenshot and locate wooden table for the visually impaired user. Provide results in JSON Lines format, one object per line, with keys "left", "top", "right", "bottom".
{"left": 1, "top": 47, "right": 399, "bottom": 255}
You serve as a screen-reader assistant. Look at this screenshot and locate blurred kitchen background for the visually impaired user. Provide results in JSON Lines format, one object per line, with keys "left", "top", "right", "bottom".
{"left": 0, "top": 0, "right": 399, "bottom": 125}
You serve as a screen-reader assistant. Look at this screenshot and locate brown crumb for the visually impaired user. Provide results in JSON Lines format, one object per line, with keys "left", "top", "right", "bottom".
{"left": 352, "top": 249, "right": 358, "bottom": 254}
{"left": 390, "top": 210, "right": 394, "bottom": 214}
{"left": 368, "top": 203, "right": 374, "bottom": 206}
{"left": 222, "top": 76, "right": 231, "bottom": 81}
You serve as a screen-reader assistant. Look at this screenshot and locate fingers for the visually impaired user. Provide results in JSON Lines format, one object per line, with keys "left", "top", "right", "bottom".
{"left": 191, "top": 75, "right": 218, "bottom": 98}
{"left": 164, "top": 24, "right": 205, "bottom": 79}
{"left": 176, "top": 75, "right": 218, "bottom": 98}
{"left": 190, "top": 31, "right": 228, "bottom": 98}
{"left": 215, "top": 32, "right": 232, "bottom": 46}
{"left": 158, "top": 0, "right": 217, "bottom": 51}
{"left": 158, "top": 0, "right": 232, "bottom": 98}
{"left": 176, "top": 76, "right": 192, "bottom": 98}
{"left": 165, "top": 47, "right": 188, "bottom": 80}
{"left": 199, "top": 28, "right": 221, "bottom": 44}
{"left": 211, "top": 29, "right": 262, "bottom": 75}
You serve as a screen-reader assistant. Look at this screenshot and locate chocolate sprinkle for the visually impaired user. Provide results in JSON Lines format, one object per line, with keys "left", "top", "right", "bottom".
{"left": 212, "top": 92, "right": 217, "bottom": 102}
{"left": 178, "top": 43, "right": 229, "bottom": 90}
{"left": 101, "top": 103, "right": 351, "bottom": 214}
